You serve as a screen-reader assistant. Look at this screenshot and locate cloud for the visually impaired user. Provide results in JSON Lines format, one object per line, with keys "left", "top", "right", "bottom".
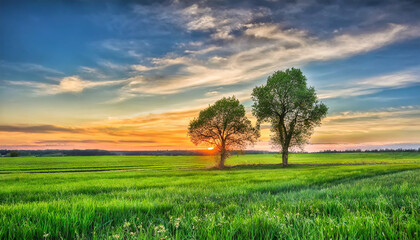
{"left": 100, "top": 39, "right": 147, "bottom": 59}
{"left": 205, "top": 91, "right": 219, "bottom": 96}
{"left": 98, "top": 60, "right": 129, "bottom": 71}
{"left": 178, "top": 4, "right": 270, "bottom": 40}
{"left": 324, "top": 106, "right": 420, "bottom": 124}
{"left": 0, "top": 61, "right": 64, "bottom": 75}
{"left": 244, "top": 23, "right": 308, "bottom": 45}
{"left": 0, "top": 144, "right": 67, "bottom": 149}
{"left": 312, "top": 106, "right": 420, "bottom": 144}
{"left": 8, "top": 76, "right": 124, "bottom": 95}
{"left": 35, "top": 140, "right": 114, "bottom": 144}
{"left": 0, "top": 125, "right": 82, "bottom": 133}
{"left": 118, "top": 140, "right": 156, "bottom": 143}
{"left": 116, "top": 23, "right": 420, "bottom": 96}
{"left": 131, "top": 64, "right": 155, "bottom": 72}
{"left": 318, "top": 68, "right": 420, "bottom": 99}
{"left": 79, "top": 66, "right": 107, "bottom": 79}
{"left": 54, "top": 1, "right": 419, "bottom": 101}
{"left": 35, "top": 139, "right": 155, "bottom": 144}
{"left": 129, "top": 2, "right": 268, "bottom": 40}
{"left": 73, "top": 1, "right": 417, "bottom": 102}
{"left": 255, "top": 105, "right": 420, "bottom": 151}
{"left": 109, "top": 109, "right": 199, "bottom": 126}
{"left": 2, "top": 105, "right": 419, "bottom": 151}
{"left": 184, "top": 46, "right": 221, "bottom": 55}
{"left": 0, "top": 117, "right": 191, "bottom": 150}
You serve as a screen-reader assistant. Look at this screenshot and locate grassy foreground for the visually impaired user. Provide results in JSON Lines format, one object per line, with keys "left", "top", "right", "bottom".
{"left": 0, "top": 153, "right": 419, "bottom": 239}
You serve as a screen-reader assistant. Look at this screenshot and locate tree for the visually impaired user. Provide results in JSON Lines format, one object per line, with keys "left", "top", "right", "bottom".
{"left": 252, "top": 68, "right": 328, "bottom": 166}
{"left": 9, "top": 151, "right": 19, "bottom": 157}
{"left": 188, "top": 96, "right": 259, "bottom": 168}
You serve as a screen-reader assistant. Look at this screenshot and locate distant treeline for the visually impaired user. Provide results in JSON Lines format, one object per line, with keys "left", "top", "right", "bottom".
{"left": 0, "top": 148, "right": 418, "bottom": 157}
{"left": 320, "top": 148, "right": 420, "bottom": 153}
{"left": 0, "top": 149, "right": 277, "bottom": 157}
{"left": 0, "top": 149, "right": 114, "bottom": 157}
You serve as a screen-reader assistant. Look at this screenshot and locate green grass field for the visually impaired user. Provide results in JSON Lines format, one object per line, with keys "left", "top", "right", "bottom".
{"left": 0, "top": 153, "right": 419, "bottom": 239}
{"left": 1, "top": 152, "right": 419, "bottom": 173}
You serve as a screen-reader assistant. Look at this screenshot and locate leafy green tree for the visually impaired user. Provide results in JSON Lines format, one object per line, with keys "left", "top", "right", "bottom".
{"left": 252, "top": 68, "right": 328, "bottom": 166}
{"left": 188, "top": 96, "right": 259, "bottom": 168}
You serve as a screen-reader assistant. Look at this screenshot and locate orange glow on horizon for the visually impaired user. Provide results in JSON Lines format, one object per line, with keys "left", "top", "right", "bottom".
{"left": 1, "top": 107, "right": 420, "bottom": 152}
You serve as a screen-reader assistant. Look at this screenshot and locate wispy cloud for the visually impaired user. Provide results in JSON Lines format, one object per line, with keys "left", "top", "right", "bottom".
{"left": 1, "top": 105, "right": 419, "bottom": 151}
{"left": 116, "top": 23, "right": 420, "bottom": 96}
{"left": 79, "top": 66, "right": 107, "bottom": 79}
{"left": 178, "top": 4, "right": 269, "bottom": 40}
{"left": 35, "top": 139, "right": 155, "bottom": 144}
{"left": 312, "top": 106, "right": 420, "bottom": 144}
{"left": 0, "top": 61, "right": 64, "bottom": 75}
{"left": 205, "top": 91, "right": 219, "bottom": 97}
{"left": 0, "top": 124, "right": 83, "bottom": 133}
{"left": 97, "top": 60, "right": 129, "bottom": 71}
{"left": 131, "top": 64, "right": 155, "bottom": 72}
{"left": 8, "top": 76, "right": 124, "bottom": 95}
{"left": 318, "top": 68, "right": 420, "bottom": 99}
{"left": 72, "top": 2, "right": 420, "bottom": 101}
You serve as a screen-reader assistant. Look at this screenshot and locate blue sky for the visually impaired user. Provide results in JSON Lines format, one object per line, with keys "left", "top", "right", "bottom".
{"left": 1, "top": 0, "right": 420, "bottom": 151}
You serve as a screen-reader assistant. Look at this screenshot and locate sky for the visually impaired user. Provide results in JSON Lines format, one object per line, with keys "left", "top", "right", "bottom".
{"left": 1, "top": 0, "right": 420, "bottom": 152}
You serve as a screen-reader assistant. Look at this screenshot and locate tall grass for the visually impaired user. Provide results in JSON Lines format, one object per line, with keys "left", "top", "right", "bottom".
{"left": 0, "top": 156, "right": 419, "bottom": 239}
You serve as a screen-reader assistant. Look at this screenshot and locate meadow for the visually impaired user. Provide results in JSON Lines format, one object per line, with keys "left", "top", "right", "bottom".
{"left": 1, "top": 152, "right": 419, "bottom": 173}
{"left": 0, "top": 153, "right": 419, "bottom": 239}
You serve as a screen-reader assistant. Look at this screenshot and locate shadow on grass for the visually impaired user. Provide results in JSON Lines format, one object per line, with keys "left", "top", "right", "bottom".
{"left": 214, "top": 162, "right": 415, "bottom": 171}
{"left": 245, "top": 168, "right": 418, "bottom": 197}
{"left": 205, "top": 163, "right": 291, "bottom": 171}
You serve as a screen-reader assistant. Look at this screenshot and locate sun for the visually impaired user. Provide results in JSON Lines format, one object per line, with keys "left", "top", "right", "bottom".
{"left": 208, "top": 147, "right": 214, "bottom": 150}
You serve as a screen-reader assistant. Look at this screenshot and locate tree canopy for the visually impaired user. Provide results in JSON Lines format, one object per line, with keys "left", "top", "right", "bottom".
{"left": 188, "top": 96, "right": 259, "bottom": 168}
{"left": 252, "top": 68, "right": 328, "bottom": 166}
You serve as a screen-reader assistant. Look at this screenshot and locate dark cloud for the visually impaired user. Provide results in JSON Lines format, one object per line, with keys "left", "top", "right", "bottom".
{"left": 0, "top": 144, "right": 65, "bottom": 148}
{"left": 35, "top": 140, "right": 156, "bottom": 144}
{"left": 34, "top": 140, "right": 114, "bottom": 144}
{"left": 171, "top": 0, "right": 420, "bottom": 38}
{"left": 118, "top": 140, "right": 156, "bottom": 143}
{"left": 0, "top": 125, "right": 174, "bottom": 142}
{"left": 0, "top": 125, "right": 83, "bottom": 133}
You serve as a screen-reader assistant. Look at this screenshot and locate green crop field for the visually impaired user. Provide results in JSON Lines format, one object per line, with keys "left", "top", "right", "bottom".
{"left": 0, "top": 153, "right": 419, "bottom": 239}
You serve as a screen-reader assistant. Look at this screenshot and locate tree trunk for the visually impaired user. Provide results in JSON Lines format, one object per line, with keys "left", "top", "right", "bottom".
{"left": 218, "top": 140, "right": 227, "bottom": 169}
{"left": 219, "top": 150, "right": 227, "bottom": 169}
{"left": 282, "top": 149, "right": 288, "bottom": 167}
